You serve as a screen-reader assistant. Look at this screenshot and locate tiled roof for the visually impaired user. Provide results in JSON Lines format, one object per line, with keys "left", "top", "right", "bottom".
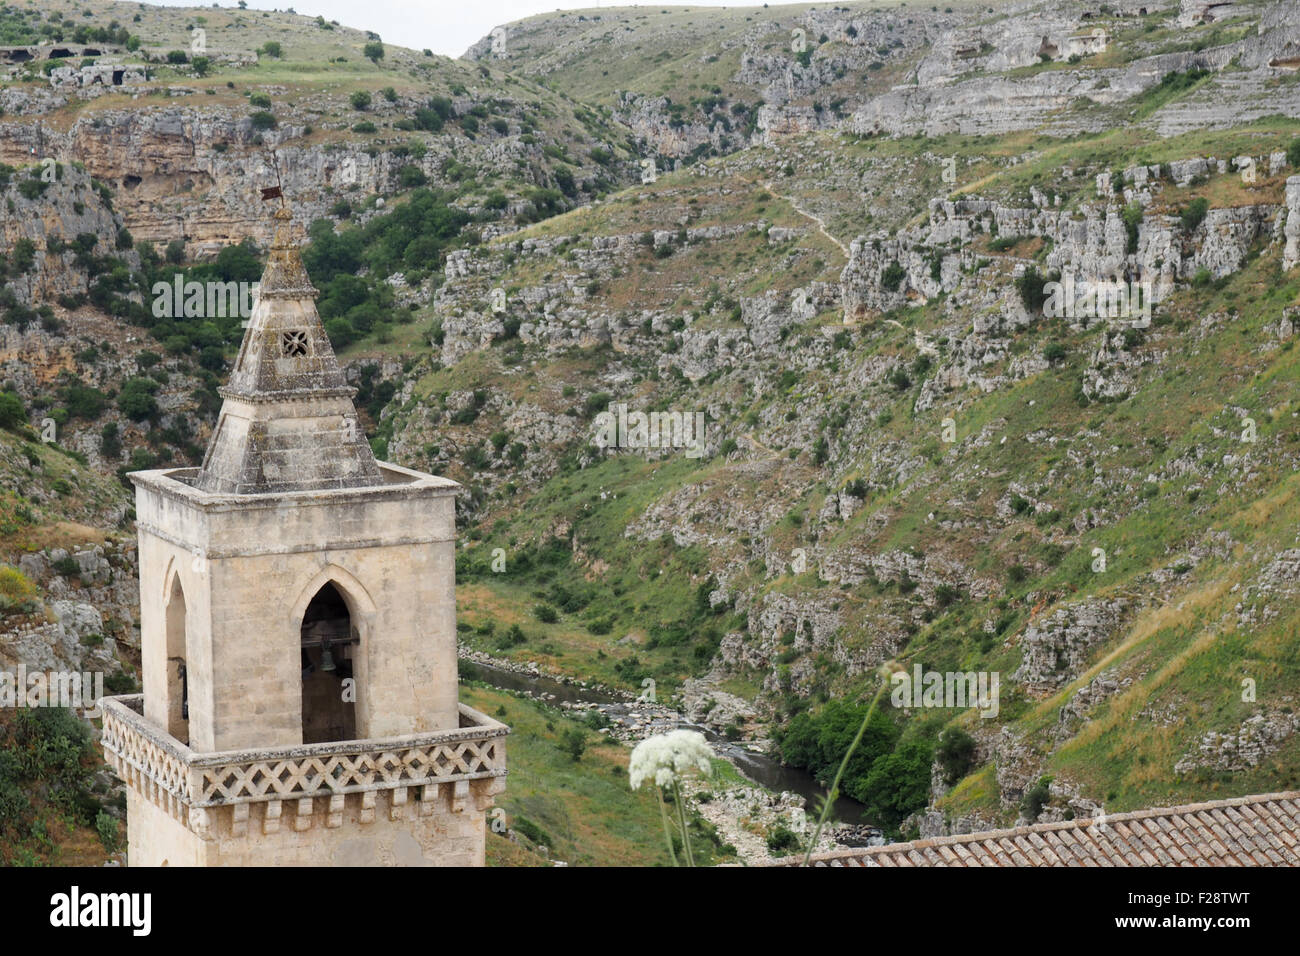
{"left": 771, "top": 791, "right": 1300, "bottom": 866}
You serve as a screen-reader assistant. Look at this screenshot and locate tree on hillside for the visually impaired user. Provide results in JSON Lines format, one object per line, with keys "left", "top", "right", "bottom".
{"left": 0, "top": 391, "right": 25, "bottom": 431}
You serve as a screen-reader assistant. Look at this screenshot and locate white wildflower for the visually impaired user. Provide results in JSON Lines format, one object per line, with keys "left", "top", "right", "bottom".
{"left": 629, "top": 729, "right": 714, "bottom": 791}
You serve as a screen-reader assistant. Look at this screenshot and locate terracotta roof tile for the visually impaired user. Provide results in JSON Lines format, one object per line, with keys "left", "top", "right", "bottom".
{"left": 771, "top": 790, "right": 1300, "bottom": 867}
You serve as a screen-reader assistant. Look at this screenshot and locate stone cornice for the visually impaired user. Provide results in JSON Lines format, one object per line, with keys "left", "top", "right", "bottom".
{"left": 130, "top": 464, "right": 459, "bottom": 515}
{"left": 216, "top": 384, "right": 357, "bottom": 402}
{"left": 135, "top": 519, "right": 455, "bottom": 557}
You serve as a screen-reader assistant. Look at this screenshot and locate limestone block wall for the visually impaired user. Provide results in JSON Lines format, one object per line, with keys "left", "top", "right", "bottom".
{"left": 137, "top": 504, "right": 214, "bottom": 744}
{"left": 127, "top": 788, "right": 490, "bottom": 867}
{"left": 127, "top": 790, "right": 208, "bottom": 867}
{"left": 133, "top": 464, "right": 460, "bottom": 753}
{"left": 202, "top": 536, "right": 458, "bottom": 749}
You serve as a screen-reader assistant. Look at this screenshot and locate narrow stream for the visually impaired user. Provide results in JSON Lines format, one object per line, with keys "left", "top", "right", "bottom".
{"left": 463, "top": 660, "right": 877, "bottom": 832}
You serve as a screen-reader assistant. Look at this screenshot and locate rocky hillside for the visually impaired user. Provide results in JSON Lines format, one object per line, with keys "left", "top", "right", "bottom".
{"left": 4, "top": 0, "right": 1300, "bottom": 849}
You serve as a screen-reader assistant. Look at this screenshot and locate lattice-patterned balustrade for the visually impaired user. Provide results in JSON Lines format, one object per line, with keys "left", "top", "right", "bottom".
{"left": 101, "top": 694, "right": 507, "bottom": 832}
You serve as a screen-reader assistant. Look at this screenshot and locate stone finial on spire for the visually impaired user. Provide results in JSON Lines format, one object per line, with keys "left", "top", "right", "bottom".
{"left": 258, "top": 203, "right": 318, "bottom": 300}
{"left": 192, "top": 193, "right": 383, "bottom": 495}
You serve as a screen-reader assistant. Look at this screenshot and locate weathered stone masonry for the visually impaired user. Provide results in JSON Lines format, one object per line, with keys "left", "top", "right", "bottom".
{"left": 102, "top": 204, "right": 507, "bottom": 866}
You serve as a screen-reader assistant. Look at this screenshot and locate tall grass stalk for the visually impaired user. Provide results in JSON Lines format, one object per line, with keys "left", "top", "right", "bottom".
{"left": 672, "top": 779, "right": 695, "bottom": 866}
{"left": 802, "top": 673, "right": 892, "bottom": 866}
{"left": 655, "top": 788, "right": 679, "bottom": 866}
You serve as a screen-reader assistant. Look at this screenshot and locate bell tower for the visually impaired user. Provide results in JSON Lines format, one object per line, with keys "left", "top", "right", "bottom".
{"left": 102, "top": 204, "right": 507, "bottom": 867}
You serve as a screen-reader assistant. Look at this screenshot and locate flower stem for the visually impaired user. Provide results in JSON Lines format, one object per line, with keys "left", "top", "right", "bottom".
{"left": 672, "top": 780, "right": 695, "bottom": 867}
{"left": 803, "top": 677, "right": 890, "bottom": 866}
{"left": 656, "top": 787, "right": 679, "bottom": 867}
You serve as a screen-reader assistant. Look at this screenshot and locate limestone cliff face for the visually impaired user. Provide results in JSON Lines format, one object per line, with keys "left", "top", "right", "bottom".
{"left": 912, "top": 11, "right": 1109, "bottom": 87}
{"left": 840, "top": 173, "right": 1286, "bottom": 326}
{"left": 1284, "top": 175, "right": 1300, "bottom": 272}
{"left": 435, "top": 225, "right": 839, "bottom": 374}
{"left": 0, "top": 108, "right": 375, "bottom": 254}
{"left": 0, "top": 165, "right": 135, "bottom": 305}
{"left": 611, "top": 92, "right": 727, "bottom": 159}
{"left": 852, "top": 43, "right": 1240, "bottom": 138}
{"left": 0, "top": 100, "right": 614, "bottom": 259}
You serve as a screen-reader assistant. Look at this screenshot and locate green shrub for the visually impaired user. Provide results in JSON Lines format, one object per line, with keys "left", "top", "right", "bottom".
{"left": 1180, "top": 197, "right": 1210, "bottom": 233}
{"left": 881, "top": 260, "right": 905, "bottom": 291}
{"left": 116, "top": 377, "right": 159, "bottom": 421}
{"left": 1121, "top": 201, "right": 1143, "bottom": 253}
{"left": 1016, "top": 266, "right": 1050, "bottom": 312}
{"left": 95, "top": 811, "right": 120, "bottom": 852}
{"left": 51, "top": 557, "right": 80, "bottom": 578}
{"left": 17, "top": 178, "right": 45, "bottom": 200}
{"left": 0, "top": 709, "right": 94, "bottom": 823}
{"left": 860, "top": 738, "right": 933, "bottom": 829}
{"left": 1021, "top": 776, "right": 1052, "bottom": 821}
{"left": 0, "top": 755, "right": 30, "bottom": 831}
{"left": 496, "top": 624, "right": 527, "bottom": 649}
{"left": 398, "top": 165, "right": 426, "bottom": 188}
{"left": 766, "top": 825, "right": 801, "bottom": 854}
{"left": 936, "top": 727, "right": 978, "bottom": 784}
{"left": 559, "top": 728, "right": 586, "bottom": 761}
{"left": 512, "top": 815, "right": 552, "bottom": 848}
{"left": 103, "top": 670, "right": 138, "bottom": 695}
{"left": 0, "top": 391, "right": 24, "bottom": 430}
{"left": 0, "top": 566, "right": 39, "bottom": 614}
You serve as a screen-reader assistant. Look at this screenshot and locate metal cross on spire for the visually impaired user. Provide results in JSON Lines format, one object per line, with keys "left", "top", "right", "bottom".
{"left": 259, "top": 146, "right": 288, "bottom": 208}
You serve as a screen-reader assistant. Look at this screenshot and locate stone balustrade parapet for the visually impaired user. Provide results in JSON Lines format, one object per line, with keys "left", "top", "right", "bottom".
{"left": 101, "top": 694, "right": 508, "bottom": 810}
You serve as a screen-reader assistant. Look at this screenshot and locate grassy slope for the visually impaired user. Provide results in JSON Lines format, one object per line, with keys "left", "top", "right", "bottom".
{"left": 463, "top": 683, "right": 735, "bottom": 867}
{"left": 471, "top": 1, "right": 992, "bottom": 107}
{"left": 10, "top": 0, "right": 1300, "bottom": 854}
{"left": 413, "top": 108, "right": 1300, "bottom": 824}
{"left": 0, "top": 425, "right": 128, "bottom": 555}
{"left": 11, "top": 0, "right": 638, "bottom": 232}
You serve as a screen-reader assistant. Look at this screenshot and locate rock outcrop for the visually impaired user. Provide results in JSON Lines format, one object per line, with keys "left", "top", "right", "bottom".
{"left": 1012, "top": 600, "right": 1129, "bottom": 692}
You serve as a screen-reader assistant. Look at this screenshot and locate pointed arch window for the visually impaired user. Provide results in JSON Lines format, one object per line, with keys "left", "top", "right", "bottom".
{"left": 164, "top": 577, "right": 189, "bottom": 745}
{"left": 300, "top": 582, "right": 359, "bottom": 744}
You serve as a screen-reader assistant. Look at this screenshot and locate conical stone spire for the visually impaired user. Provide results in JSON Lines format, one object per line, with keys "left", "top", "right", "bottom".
{"left": 194, "top": 205, "right": 383, "bottom": 494}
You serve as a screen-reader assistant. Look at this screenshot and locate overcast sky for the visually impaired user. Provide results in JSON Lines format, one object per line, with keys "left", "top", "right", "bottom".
{"left": 140, "top": 1, "right": 791, "bottom": 59}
